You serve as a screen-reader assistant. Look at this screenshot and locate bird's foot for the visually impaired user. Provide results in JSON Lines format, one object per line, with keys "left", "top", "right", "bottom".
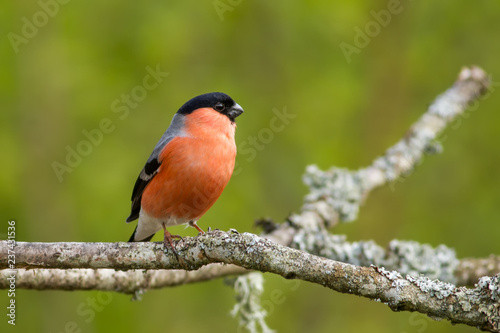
{"left": 189, "top": 221, "right": 205, "bottom": 235}
{"left": 162, "top": 224, "right": 186, "bottom": 268}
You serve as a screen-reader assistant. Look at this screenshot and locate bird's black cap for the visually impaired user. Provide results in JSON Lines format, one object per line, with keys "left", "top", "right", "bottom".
{"left": 177, "top": 92, "right": 244, "bottom": 121}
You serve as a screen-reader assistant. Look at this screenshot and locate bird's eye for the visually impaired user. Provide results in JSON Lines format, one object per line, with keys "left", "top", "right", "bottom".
{"left": 214, "top": 102, "right": 225, "bottom": 112}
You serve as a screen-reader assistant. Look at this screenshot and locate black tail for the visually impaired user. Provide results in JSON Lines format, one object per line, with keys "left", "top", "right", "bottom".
{"left": 128, "top": 226, "right": 155, "bottom": 242}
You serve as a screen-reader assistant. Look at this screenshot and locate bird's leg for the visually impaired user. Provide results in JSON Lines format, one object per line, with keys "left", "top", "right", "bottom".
{"left": 162, "top": 223, "right": 184, "bottom": 264}
{"left": 189, "top": 221, "right": 205, "bottom": 234}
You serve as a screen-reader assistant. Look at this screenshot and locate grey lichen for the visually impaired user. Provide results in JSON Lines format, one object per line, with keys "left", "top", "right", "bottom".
{"left": 131, "top": 288, "right": 145, "bottom": 301}
{"left": 292, "top": 230, "right": 459, "bottom": 284}
{"left": 452, "top": 273, "right": 500, "bottom": 331}
{"left": 375, "top": 266, "right": 403, "bottom": 281}
{"left": 477, "top": 275, "right": 500, "bottom": 301}
{"left": 385, "top": 240, "right": 459, "bottom": 284}
{"left": 406, "top": 275, "right": 456, "bottom": 299}
{"left": 428, "top": 89, "right": 465, "bottom": 119}
{"left": 372, "top": 141, "right": 422, "bottom": 182}
{"left": 302, "top": 165, "right": 363, "bottom": 224}
{"left": 375, "top": 266, "right": 411, "bottom": 291}
{"left": 230, "top": 272, "right": 275, "bottom": 333}
{"left": 474, "top": 274, "right": 500, "bottom": 330}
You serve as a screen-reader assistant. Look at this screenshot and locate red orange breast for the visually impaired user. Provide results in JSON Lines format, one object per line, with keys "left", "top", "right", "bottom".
{"left": 141, "top": 108, "right": 237, "bottom": 221}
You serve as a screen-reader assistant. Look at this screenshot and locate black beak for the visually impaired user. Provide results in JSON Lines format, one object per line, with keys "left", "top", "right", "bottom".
{"left": 227, "top": 103, "right": 244, "bottom": 120}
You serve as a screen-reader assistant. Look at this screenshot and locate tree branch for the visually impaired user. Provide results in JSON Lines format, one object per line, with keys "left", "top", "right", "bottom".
{"left": 1, "top": 231, "right": 499, "bottom": 332}
{"left": 2, "top": 239, "right": 497, "bottom": 293}
{"left": 457, "top": 256, "right": 500, "bottom": 287}
{"left": 0, "top": 265, "right": 247, "bottom": 294}
{"left": 266, "top": 66, "right": 491, "bottom": 241}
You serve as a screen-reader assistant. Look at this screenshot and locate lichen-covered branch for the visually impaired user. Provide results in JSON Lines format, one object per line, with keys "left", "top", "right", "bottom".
{"left": 457, "top": 256, "right": 500, "bottom": 287}
{"left": 1, "top": 237, "right": 496, "bottom": 293}
{"left": 0, "top": 265, "right": 247, "bottom": 293}
{"left": 0, "top": 231, "right": 499, "bottom": 332}
{"left": 264, "top": 66, "right": 491, "bottom": 242}
{"left": 230, "top": 273, "right": 275, "bottom": 333}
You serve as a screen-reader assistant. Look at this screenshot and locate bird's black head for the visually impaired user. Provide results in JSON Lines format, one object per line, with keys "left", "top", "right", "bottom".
{"left": 177, "top": 92, "right": 244, "bottom": 122}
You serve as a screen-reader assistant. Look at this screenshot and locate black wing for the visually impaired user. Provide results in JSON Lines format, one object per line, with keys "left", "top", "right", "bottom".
{"left": 125, "top": 157, "right": 161, "bottom": 222}
{"left": 125, "top": 114, "right": 186, "bottom": 222}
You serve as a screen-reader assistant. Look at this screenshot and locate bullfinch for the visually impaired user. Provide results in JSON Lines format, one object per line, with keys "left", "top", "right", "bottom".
{"left": 126, "top": 92, "right": 244, "bottom": 255}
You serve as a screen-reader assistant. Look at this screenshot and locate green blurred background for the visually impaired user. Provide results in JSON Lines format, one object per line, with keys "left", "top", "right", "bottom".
{"left": 2, "top": 1, "right": 500, "bottom": 332}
